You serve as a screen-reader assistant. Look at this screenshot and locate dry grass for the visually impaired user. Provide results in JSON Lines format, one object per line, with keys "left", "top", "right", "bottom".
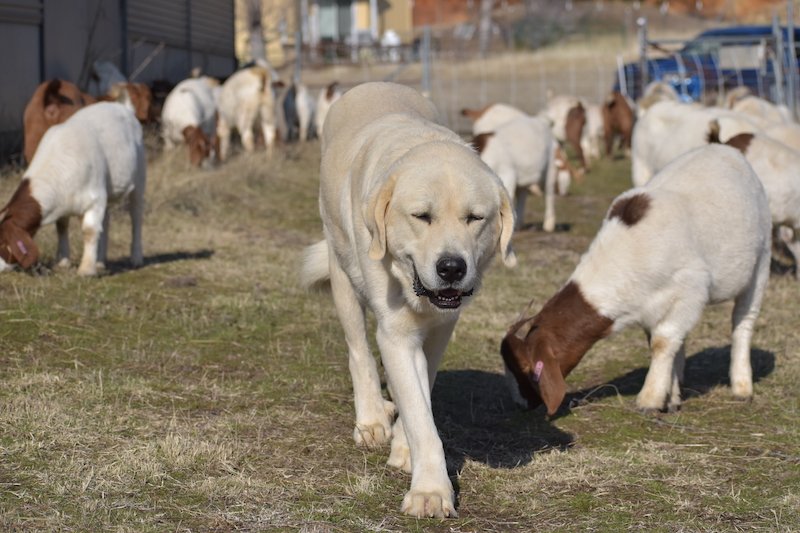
{"left": 1, "top": 56, "right": 799, "bottom": 530}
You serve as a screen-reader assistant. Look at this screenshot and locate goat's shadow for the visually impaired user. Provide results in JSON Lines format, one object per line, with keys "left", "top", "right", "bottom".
{"left": 103, "top": 249, "right": 215, "bottom": 275}
{"left": 431, "top": 346, "right": 774, "bottom": 487}
{"left": 560, "top": 346, "right": 775, "bottom": 416}
{"left": 520, "top": 221, "right": 572, "bottom": 233}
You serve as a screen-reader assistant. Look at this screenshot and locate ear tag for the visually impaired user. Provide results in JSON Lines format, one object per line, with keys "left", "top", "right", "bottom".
{"left": 533, "top": 360, "right": 544, "bottom": 382}
{"left": 16, "top": 240, "right": 28, "bottom": 256}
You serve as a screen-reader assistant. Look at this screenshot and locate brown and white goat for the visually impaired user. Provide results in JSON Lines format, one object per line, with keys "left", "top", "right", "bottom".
{"left": 22, "top": 79, "right": 95, "bottom": 164}
{"left": 161, "top": 76, "right": 219, "bottom": 166}
{"left": 0, "top": 102, "right": 145, "bottom": 275}
{"left": 502, "top": 144, "right": 771, "bottom": 415}
{"left": 601, "top": 91, "right": 635, "bottom": 156}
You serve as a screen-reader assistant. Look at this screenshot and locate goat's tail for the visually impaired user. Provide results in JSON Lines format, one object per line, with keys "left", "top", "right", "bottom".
{"left": 706, "top": 119, "right": 722, "bottom": 144}
{"left": 300, "top": 240, "right": 331, "bottom": 290}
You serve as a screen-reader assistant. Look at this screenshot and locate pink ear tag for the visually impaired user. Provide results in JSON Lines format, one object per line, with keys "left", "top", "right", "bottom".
{"left": 16, "top": 240, "right": 28, "bottom": 255}
{"left": 533, "top": 360, "right": 544, "bottom": 382}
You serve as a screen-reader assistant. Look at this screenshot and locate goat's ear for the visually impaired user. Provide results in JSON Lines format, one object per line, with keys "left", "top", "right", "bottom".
{"left": 44, "top": 103, "right": 60, "bottom": 123}
{"left": 538, "top": 348, "right": 567, "bottom": 417}
{"left": 497, "top": 183, "right": 517, "bottom": 267}
{"left": 5, "top": 225, "right": 38, "bottom": 269}
{"left": 365, "top": 174, "right": 396, "bottom": 261}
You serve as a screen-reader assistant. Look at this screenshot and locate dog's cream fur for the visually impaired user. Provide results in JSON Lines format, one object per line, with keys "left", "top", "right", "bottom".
{"left": 301, "top": 82, "right": 515, "bottom": 518}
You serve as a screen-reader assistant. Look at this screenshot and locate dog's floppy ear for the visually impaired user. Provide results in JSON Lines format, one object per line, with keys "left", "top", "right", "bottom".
{"left": 497, "top": 185, "right": 517, "bottom": 267}
{"left": 365, "top": 174, "right": 397, "bottom": 260}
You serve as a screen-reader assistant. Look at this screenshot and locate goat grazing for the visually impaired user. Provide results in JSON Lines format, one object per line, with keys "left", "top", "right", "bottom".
{"left": 471, "top": 115, "right": 568, "bottom": 232}
{"left": 216, "top": 66, "right": 276, "bottom": 160}
{"left": 501, "top": 144, "right": 771, "bottom": 415}
{"left": 161, "top": 76, "right": 219, "bottom": 166}
{"left": 0, "top": 102, "right": 145, "bottom": 276}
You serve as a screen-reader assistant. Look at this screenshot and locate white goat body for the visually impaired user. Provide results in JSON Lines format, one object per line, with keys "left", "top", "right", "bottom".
{"left": 475, "top": 115, "right": 561, "bottom": 232}
{"left": 216, "top": 66, "right": 276, "bottom": 160}
{"left": 631, "top": 100, "right": 761, "bottom": 186}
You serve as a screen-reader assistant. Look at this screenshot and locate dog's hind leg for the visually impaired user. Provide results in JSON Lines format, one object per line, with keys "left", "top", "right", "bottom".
{"left": 329, "top": 257, "right": 395, "bottom": 448}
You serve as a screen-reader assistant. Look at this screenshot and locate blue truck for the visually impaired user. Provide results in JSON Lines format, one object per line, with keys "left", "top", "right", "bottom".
{"left": 615, "top": 25, "right": 800, "bottom": 103}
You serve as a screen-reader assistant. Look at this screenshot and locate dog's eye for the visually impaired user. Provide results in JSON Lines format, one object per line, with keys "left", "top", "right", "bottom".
{"left": 466, "top": 214, "right": 484, "bottom": 223}
{"left": 412, "top": 213, "right": 432, "bottom": 224}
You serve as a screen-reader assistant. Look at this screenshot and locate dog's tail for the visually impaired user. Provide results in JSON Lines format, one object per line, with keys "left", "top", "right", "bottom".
{"left": 300, "top": 240, "right": 331, "bottom": 290}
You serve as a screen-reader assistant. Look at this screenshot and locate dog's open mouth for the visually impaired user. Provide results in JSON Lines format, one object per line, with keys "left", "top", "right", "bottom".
{"left": 412, "top": 268, "right": 473, "bottom": 309}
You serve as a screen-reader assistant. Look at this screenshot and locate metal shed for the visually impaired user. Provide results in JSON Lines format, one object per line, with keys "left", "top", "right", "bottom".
{"left": 0, "top": 0, "right": 236, "bottom": 163}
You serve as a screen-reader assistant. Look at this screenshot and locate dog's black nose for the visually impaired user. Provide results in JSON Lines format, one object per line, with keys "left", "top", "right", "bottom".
{"left": 436, "top": 256, "right": 467, "bottom": 283}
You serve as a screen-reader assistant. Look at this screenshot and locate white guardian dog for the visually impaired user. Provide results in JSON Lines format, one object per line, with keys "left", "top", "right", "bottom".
{"left": 301, "top": 82, "right": 516, "bottom": 518}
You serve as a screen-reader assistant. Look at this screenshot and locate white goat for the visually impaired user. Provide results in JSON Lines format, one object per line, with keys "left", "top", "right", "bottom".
{"left": 161, "top": 76, "right": 219, "bottom": 166}
{"left": 216, "top": 66, "right": 276, "bottom": 160}
{"left": 472, "top": 115, "right": 565, "bottom": 232}
{"left": 0, "top": 102, "right": 145, "bottom": 275}
{"left": 461, "top": 103, "right": 527, "bottom": 135}
{"left": 730, "top": 95, "right": 793, "bottom": 128}
{"left": 708, "top": 122, "right": 800, "bottom": 279}
{"left": 582, "top": 102, "right": 605, "bottom": 163}
{"left": 502, "top": 144, "right": 771, "bottom": 415}
{"left": 636, "top": 80, "right": 680, "bottom": 117}
{"left": 314, "top": 81, "right": 342, "bottom": 138}
{"left": 631, "top": 100, "right": 760, "bottom": 187}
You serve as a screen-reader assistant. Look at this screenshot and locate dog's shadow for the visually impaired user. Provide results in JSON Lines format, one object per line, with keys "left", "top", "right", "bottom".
{"left": 561, "top": 346, "right": 775, "bottom": 415}
{"left": 432, "top": 369, "right": 574, "bottom": 473}
{"left": 432, "top": 346, "right": 775, "bottom": 477}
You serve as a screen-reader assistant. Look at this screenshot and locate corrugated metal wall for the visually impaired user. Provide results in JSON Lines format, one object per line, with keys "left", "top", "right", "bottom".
{"left": 126, "top": 0, "right": 235, "bottom": 84}
{"left": 0, "top": 0, "right": 235, "bottom": 163}
{"left": 128, "top": 0, "right": 189, "bottom": 47}
{"left": 0, "top": 0, "right": 42, "bottom": 161}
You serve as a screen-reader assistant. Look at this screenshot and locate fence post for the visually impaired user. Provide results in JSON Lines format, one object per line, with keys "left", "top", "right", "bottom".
{"left": 617, "top": 54, "right": 628, "bottom": 97}
{"left": 787, "top": 0, "right": 797, "bottom": 118}
{"left": 638, "top": 17, "right": 649, "bottom": 92}
{"left": 421, "top": 25, "right": 431, "bottom": 97}
{"left": 773, "top": 14, "right": 786, "bottom": 106}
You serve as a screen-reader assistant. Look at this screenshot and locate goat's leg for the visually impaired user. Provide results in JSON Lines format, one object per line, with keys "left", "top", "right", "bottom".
{"left": 55, "top": 217, "right": 71, "bottom": 268}
{"left": 730, "top": 247, "right": 770, "bottom": 399}
{"left": 77, "top": 203, "right": 106, "bottom": 276}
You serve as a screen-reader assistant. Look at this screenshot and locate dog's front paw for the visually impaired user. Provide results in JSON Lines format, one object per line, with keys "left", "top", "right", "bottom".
{"left": 353, "top": 399, "right": 396, "bottom": 448}
{"left": 353, "top": 422, "right": 391, "bottom": 448}
{"left": 401, "top": 488, "right": 457, "bottom": 518}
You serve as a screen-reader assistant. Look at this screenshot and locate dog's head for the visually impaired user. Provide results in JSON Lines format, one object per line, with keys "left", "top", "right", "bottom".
{"left": 364, "top": 141, "right": 516, "bottom": 313}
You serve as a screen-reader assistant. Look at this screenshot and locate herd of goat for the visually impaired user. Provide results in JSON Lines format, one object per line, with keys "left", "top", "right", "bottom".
{"left": 0, "top": 62, "right": 798, "bottom": 400}
{"left": 1, "top": 56, "right": 799, "bottom": 518}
